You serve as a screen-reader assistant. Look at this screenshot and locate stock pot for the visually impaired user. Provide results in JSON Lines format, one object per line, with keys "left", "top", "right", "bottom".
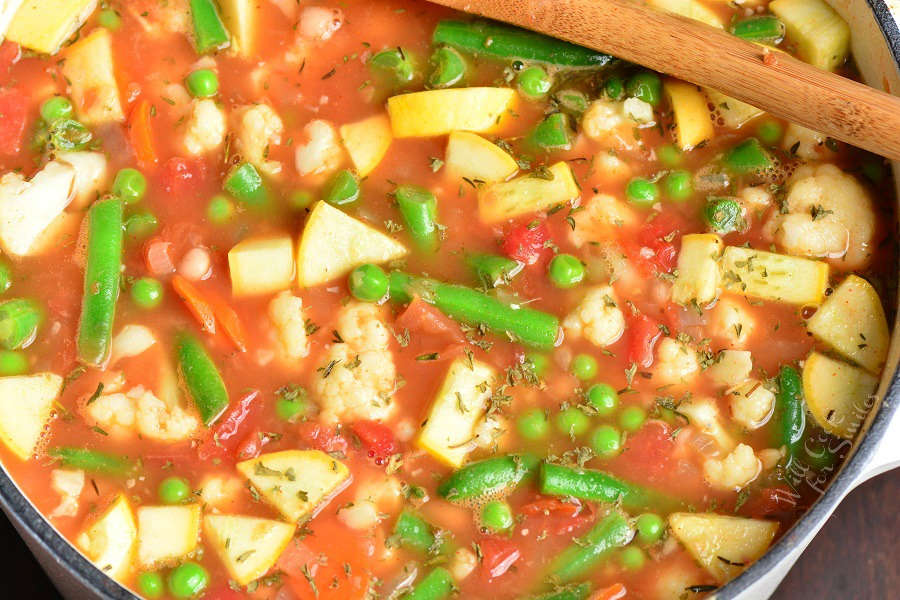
{"left": 0, "top": 0, "right": 898, "bottom": 598}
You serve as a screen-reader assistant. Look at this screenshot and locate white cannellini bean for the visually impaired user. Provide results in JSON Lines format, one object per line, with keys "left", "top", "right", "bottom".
{"left": 178, "top": 247, "right": 211, "bottom": 281}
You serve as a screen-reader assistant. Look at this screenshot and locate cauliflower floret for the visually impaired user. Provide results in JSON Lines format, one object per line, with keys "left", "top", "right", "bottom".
{"left": 50, "top": 469, "right": 85, "bottom": 518}
{"left": 728, "top": 380, "right": 775, "bottom": 430}
{"left": 680, "top": 397, "right": 735, "bottom": 452}
{"left": 56, "top": 152, "right": 108, "bottom": 210}
{"left": 622, "top": 97, "right": 655, "bottom": 125}
{"left": 126, "top": 0, "right": 191, "bottom": 36}
{"left": 337, "top": 501, "right": 379, "bottom": 530}
{"left": 709, "top": 296, "right": 754, "bottom": 348}
{"left": 449, "top": 547, "right": 478, "bottom": 581}
{"left": 183, "top": 99, "right": 226, "bottom": 156}
{"left": 766, "top": 164, "right": 875, "bottom": 269}
{"left": 582, "top": 99, "right": 625, "bottom": 140}
{"left": 268, "top": 291, "right": 309, "bottom": 361}
{"left": 653, "top": 338, "right": 699, "bottom": 385}
{"left": 314, "top": 303, "right": 398, "bottom": 423}
{"left": 582, "top": 99, "right": 645, "bottom": 149}
{"left": 86, "top": 386, "right": 200, "bottom": 442}
{"left": 563, "top": 285, "right": 626, "bottom": 348}
{"left": 782, "top": 123, "right": 826, "bottom": 160}
{"left": 569, "top": 193, "right": 638, "bottom": 248}
{"left": 703, "top": 443, "right": 761, "bottom": 491}
{"left": 593, "top": 152, "right": 632, "bottom": 182}
{"left": 294, "top": 119, "right": 344, "bottom": 177}
{"left": 111, "top": 325, "right": 156, "bottom": 365}
{"left": 199, "top": 475, "right": 243, "bottom": 511}
{"left": 233, "top": 104, "right": 284, "bottom": 177}
{"left": 737, "top": 185, "right": 772, "bottom": 212}
{"left": 299, "top": 6, "right": 344, "bottom": 41}
{"left": 706, "top": 350, "right": 753, "bottom": 388}
{"left": 338, "top": 476, "right": 402, "bottom": 531}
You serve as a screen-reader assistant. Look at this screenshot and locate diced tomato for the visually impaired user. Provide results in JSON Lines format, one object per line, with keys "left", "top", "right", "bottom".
{"left": 202, "top": 586, "right": 244, "bottom": 600}
{"left": 611, "top": 420, "right": 675, "bottom": 485}
{"left": 520, "top": 497, "right": 581, "bottom": 518}
{"left": 350, "top": 420, "right": 397, "bottom": 465}
{"left": 521, "top": 496, "right": 593, "bottom": 535}
{"left": 591, "top": 583, "right": 627, "bottom": 600}
{"left": 395, "top": 297, "right": 465, "bottom": 344}
{"left": 279, "top": 523, "right": 370, "bottom": 600}
{"left": 625, "top": 212, "right": 684, "bottom": 275}
{"left": 0, "top": 42, "right": 21, "bottom": 84}
{"left": 234, "top": 427, "right": 273, "bottom": 460}
{"left": 479, "top": 536, "right": 521, "bottom": 580}
{"left": 741, "top": 486, "right": 799, "bottom": 518}
{"left": 627, "top": 313, "right": 662, "bottom": 368}
{"left": 197, "top": 390, "right": 261, "bottom": 460}
{"left": 144, "top": 237, "right": 176, "bottom": 276}
{"left": 501, "top": 221, "right": 551, "bottom": 266}
{"left": 160, "top": 156, "right": 206, "bottom": 196}
{"left": 0, "top": 89, "right": 28, "bottom": 155}
{"left": 297, "top": 421, "right": 349, "bottom": 455}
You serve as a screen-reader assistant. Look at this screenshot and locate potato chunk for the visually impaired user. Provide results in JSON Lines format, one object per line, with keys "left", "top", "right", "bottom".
{"left": 204, "top": 514, "right": 294, "bottom": 586}
{"left": 76, "top": 494, "right": 137, "bottom": 581}
{"left": 6, "top": 0, "right": 96, "bottom": 54}
{"left": 228, "top": 235, "right": 295, "bottom": 297}
{"left": 0, "top": 373, "right": 62, "bottom": 460}
{"left": 136, "top": 505, "right": 201, "bottom": 568}
{"left": 61, "top": 28, "right": 125, "bottom": 125}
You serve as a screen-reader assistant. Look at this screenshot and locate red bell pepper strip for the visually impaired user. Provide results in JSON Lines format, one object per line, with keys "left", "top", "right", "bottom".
{"left": 350, "top": 420, "right": 397, "bottom": 465}
{"left": 197, "top": 390, "right": 260, "bottom": 460}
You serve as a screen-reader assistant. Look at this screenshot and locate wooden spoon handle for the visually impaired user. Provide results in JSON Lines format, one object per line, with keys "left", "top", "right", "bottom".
{"left": 428, "top": 0, "right": 900, "bottom": 161}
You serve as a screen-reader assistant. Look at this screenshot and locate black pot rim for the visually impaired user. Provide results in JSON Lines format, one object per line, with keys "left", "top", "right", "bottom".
{"left": 2, "top": 4, "right": 900, "bottom": 599}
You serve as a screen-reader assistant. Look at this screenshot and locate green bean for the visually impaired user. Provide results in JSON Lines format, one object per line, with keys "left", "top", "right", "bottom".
{"left": 703, "top": 197, "right": 742, "bottom": 234}
{"left": 189, "top": 0, "right": 230, "bottom": 54}
{"left": 466, "top": 253, "right": 523, "bottom": 288}
{"left": 370, "top": 48, "right": 416, "bottom": 85}
{"left": 394, "top": 185, "right": 440, "bottom": 252}
{"left": 48, "top": 447, "right": 135, "bottom": 476}
{"left": 403, "top": 567, "right": 454, "bottom": 600}
{"left": 731, "top": 16, "right": 785, "bottom": 43}
{"left": 429, "top": 46, "right": 466, "bottom": 88}
{"left": 433, "top": 20, "right": 612, "bottom": 68}
{"left": 224, "top": 162, "right": 268, "bottom": 206}
{"left": 437, "top": 454, "right": 538, "bottom": 502}
{"left": 323, "top": 169, "right": 360, "bottom": 206}
{"left": 539, "top": 463, "right": 670, "bottom": 511}
{"left": 176, "top": 332, "right": 229, "bottom": 425}
{"left": 77, "top": 198, "right": 123, "bottom": 367}
{"left": 526, "top": 583, "right": 592, "bottom": 600}
{"left": 546, "top": 511, "right": 633, "bottom": 582}
{"left": 389, "top": 272, "right": 560, "bottom": 349}
{"left": 393, "top": 510, "right": 436, "bottom": 552}
{"left": 775, "top": 365, "right": 805, "bottom": 467}
{"left": 528, "top": 113, "right": 572, "bottom": 151}
{"left": 0, "top": 299, "right": 42, "bottom": 350}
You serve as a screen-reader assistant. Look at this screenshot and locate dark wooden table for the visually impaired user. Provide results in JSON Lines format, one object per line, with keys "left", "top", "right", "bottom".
{"left": 1, "top": 469, "right": 898, "bottom": 598}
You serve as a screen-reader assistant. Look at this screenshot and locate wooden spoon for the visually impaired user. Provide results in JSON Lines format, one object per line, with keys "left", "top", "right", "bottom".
{"left": 427, "top": 0, "right": 900, "bottom": 161}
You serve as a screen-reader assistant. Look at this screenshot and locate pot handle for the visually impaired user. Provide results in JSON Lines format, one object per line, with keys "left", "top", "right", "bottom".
{"left": 851, "top": 397, "right": 900, "bottom": 487}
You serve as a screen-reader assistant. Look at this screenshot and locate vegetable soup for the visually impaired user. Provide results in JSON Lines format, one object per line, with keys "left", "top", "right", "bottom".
{"left": 0, "top": 0, "right": 894, "bottom": 599}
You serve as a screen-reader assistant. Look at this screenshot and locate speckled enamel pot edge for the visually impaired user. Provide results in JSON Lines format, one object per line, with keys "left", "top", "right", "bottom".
{"left": 0, "top": 4, "right": 899, "bottom": 600}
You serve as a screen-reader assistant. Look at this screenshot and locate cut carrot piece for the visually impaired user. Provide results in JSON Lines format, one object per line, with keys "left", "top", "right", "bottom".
{"left": 172, "top": 275, "right": 216, "bottom": 334}
{"left": 206, "top": 294, "right": 247, "bottom": 352}
{"left": 128, "top": 99, "right": 158, "bottom": 169}
{"left": 591, "top": 583, "right": 627, "bottom": 600}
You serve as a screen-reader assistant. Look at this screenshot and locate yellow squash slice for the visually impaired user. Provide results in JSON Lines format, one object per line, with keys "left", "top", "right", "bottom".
{"left": 806, "top": 274, "right": 888, "bottom": 374}
{"left": 445, "top": 131, "right": 518, "bottom": 183}
{"left": 0, "top": 373, "right": 62, "bottom": 460}
{"left": 803, "top": 352, "right": 878, "bottom": 439}
{"left": 705, "top": 89, "right": 765, "bottom": 129}
{"left": 5, "top": 0, "right": 96, "bottom": 54}
{"left": 770, "top": 0, "right": 850, "bottom": 71}
{"left": 76, "top": 494, "right": 137, "bottom": 581}
{"left": 388, "top": 87, "right": 517, "bottom": 138}
{"left": 720, "top": 246, "right": 828, "bottom": 306}
{"left": 665, "top": 80, "right": 715, "bottom": 150}
{"left": 236, "top": 450, "right": 350, "bottom": 522}
{"left": 218, "top": 0, "right": 258, "bottom": 57}
{"left": 340, "top": 114, "right": 393, "bottom": 177}
{"left": 296, "top": 201, "right": 408, "bottom": 288}
{"left": 669, "top": 513, "right": 778, "bottom": 583}
{"left": 671, "top": 233, "right": 723, "bottom": 306}
{"left": 477, "top": 161, "right": 580, "bottom": 224}
{"left": 204, "top": 514, "right": 294, "bottom": 586}
{"left": 61, "top": 28, "right": 125, "bottom": 125}
{"left": 136, "top": 505, "right": 201, "bottom": 569}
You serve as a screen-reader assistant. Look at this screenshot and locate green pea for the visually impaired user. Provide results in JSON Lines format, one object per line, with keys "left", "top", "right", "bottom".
{"left": 0, "top": 350, "right": 28, "bottom": 375}
{"left": 158, "top": 477, "right": 191, "bottom": 504}
{"left": 586, "top": 383, "right": 618, "bottom": 416}
{"left": 626, "top": 71, "right": 662, "bottom": 106}
{"left": 125, "top": 212, "right": 158, "bottom": 241}
{"left": 556, "top": 407, "right": 591, "bottom": 437}
{"left": 348, "top": 264, "right": 389, "bottom": 302}
{"left": 289, "top": 190, "right": 315, "bottom": 210}
{"left": 97, "top": 9, "right": 122, "bottom": 31}
{"left": 548, "top": 254, "right": 585, "bottom": 289}
{"left": 619, "top": 406, "right": 646, "bottom": 432}
{"left": 113, "top": 168, "right": 147, "bottom": 204}
{"left": 168, "top": 562, "right": 209, "bottom": 598}
{"left": 524, "top": 353, "right": 549, "bottom": 377}
{"left": 0, "top": 261, "right": 12, "bottom": 294}
{"left": 206, "top": 195, "right": 234, "bottom": 224}
{"left": 429, "top": 46, "right": 466, "bottom": 88}
{"left": 323, "top": 169, "right": 360, "bottom": 206}
{"left": 185, "top": 69, "right": 219, "bottom": 98}
{"left": 590, "top": 425, "right": 622, "bottom": 458}
{"left": 604, "top": 76, "right": 625, "bottom": 100}
{"left": 131, "top": 278, "right": 164, "bottom": 310}
{"left": 703, "top": 197, "right": 742, "bottom": 234}
{"left": 620, "top": 546, "right": 646, "bottom": 570}
{"left": 517, "top": 66, "right": 552, "bottom": 99}
{"left": 369, "top": 48, "right": 416, "bottom": 85}
{"left": 657, "top": 144, "right": 682, "bottom": 167}
{"left": 663, "top": 170, "right": 693, "bottom": 201}
{"left": 276, "top": 396, "right": 307, "bottom": 422}
{"left": 570, "top": 353, "right": 598, "bottom": 381}
{"left": 757, "top": 120, "right": 783, "bottom": 146}
{"left": 517, "top": 408, "right": 549, "bottom": 440}
{"left": 480, "top": 500, "right": 514, "bottom": 532}
{"left": 40, "top": 96, "right": 74, "bottom": 123}
{"left": 635, "top": 513, "right": 665, "bottom": 544}
{"left": 626, "top": 177, "right": 659, "bottom": 207}
{"left": 137, "top": 572, "right": 165, "bottom": 599}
